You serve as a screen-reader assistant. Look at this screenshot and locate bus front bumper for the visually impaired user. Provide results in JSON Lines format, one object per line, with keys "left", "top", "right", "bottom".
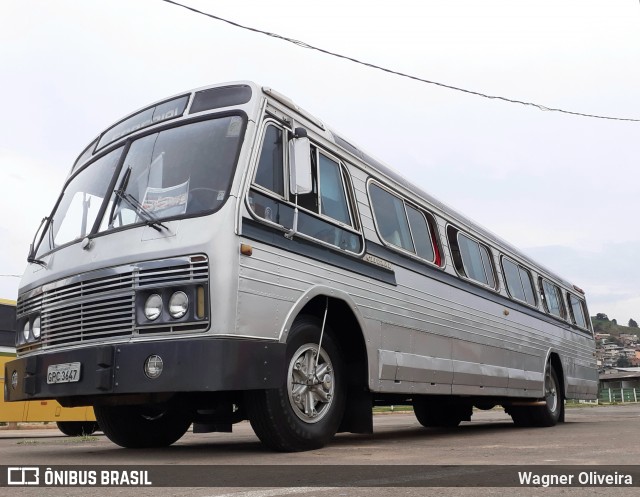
{"left": 4, "top": 337, "right": 286, "bottom": 404}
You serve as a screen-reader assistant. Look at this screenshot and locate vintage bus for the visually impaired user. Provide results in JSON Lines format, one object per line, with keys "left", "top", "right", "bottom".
{"left": 1, "top": 299, "right": 98, "bottom": 435}
{"left": 5, "top": 82, "right": 597, "bottom": 451}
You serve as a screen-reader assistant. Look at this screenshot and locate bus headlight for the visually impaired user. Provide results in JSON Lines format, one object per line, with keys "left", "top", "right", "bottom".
{"left": 168, "top": 291, "right": 189, "bottom": 319}
{"left": 144, "top": 294, "right": 163, "bottom": 321}
{"left": 32, "top": 316, "right": 41, "bottom": 340}
{"left": 22, "top": 321, "right": 30, "bottom": 342}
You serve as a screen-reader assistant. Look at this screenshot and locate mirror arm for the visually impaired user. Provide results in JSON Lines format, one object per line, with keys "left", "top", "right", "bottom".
{"left": 285, "top": 194, "right": 299, "bottom": 240}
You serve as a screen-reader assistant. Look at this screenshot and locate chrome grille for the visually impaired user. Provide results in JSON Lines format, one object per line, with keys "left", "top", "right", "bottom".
{"left": 16, "top": 255, "right": 209, "bottom": 354}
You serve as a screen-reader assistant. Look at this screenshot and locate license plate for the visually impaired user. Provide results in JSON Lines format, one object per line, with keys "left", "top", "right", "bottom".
{"left": 46, "top": 362, "right": 81, "bottom": 384}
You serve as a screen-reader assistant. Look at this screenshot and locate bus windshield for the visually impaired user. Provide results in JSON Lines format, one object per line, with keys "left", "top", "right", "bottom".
{"left": 36, "top": 115, "right": 245, "bottom": 256}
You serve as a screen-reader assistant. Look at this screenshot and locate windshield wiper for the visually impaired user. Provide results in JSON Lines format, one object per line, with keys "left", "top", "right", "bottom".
{"left": 108, "top": 166, "right": 132, "bottom": 229}
{"left": 27, "top": 216, "right": 49, "bottom": 268}
{"left": 114, "top": 189, "right": 169, "bottom": 232}
{"left": 108, "top": 166, "right": 168, "bottom": 232}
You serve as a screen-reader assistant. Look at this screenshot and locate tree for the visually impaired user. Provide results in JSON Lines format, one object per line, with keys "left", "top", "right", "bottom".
{"left": 596, "top": 313, "right": 609, "bottom": 321}
{"left": 616, "top": 356, "right": 631, "bottom": 368}
{"left": 629, "top": 319, "right": 638, "bottom": 328}
{"left": 612, "top": 319, "right": 618, "bottom": 325}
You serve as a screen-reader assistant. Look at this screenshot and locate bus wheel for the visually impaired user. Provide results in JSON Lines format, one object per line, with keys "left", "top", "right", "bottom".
{"left": 94, "top": 403, "right": 191, "bottom": 448}
{"left": 245, "top": 315, "right": 346, "bottom": 452}
{"left": 530, "top": 365, "right": 563, "bottom": 427}
{"left": 508, "top": 365, "right": 562, "bottom": 428}
{"left": 56, "top": 421, "right": 99, "bottom": 436}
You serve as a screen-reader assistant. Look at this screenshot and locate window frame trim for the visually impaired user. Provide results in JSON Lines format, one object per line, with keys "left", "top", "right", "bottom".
{"left": 449, "top": 227, "right": 499, "bottom": 291}
{"left": 367, "top": 179, "right": 441, "bottom": 268}
{"left": 500, "top": 255, "right": 538, "bottom": 308}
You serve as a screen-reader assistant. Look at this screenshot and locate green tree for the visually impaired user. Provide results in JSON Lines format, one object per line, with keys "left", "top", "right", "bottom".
{"left": 596, "top": 313, "right": 609, "bottom": 321}
{"left": 616, "top": 356, "right": 631, "bottom": 368}
{"left": 629, "top": 318, "right": 638, "bottom": 328}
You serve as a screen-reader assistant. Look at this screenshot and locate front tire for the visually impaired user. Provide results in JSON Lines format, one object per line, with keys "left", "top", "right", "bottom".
{"left": 245, "top": 315, "right": 346, "bottom": 452}
{"left": 94, "top": 403, "right": 191, "bottom": 448}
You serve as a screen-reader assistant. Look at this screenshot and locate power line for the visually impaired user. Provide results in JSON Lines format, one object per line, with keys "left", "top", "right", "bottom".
{"left": 0, "top": 275, "right": 20, "bottom": 278}
{"left": 161, "top": 0, "right": 640, "bottom": 123}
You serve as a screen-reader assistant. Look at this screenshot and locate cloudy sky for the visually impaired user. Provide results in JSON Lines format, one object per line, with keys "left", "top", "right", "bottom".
{"left": 1, "top": 0, "right": 639, "bottom": 322}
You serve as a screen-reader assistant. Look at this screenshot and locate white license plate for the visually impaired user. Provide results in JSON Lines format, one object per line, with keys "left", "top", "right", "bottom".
{"left": 46, "top": 362, "right": 81, "bottom": 384}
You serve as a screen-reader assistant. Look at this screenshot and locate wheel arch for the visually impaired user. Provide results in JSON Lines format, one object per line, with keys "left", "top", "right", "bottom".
{"left": 280, "top": 286, "right": 373, "bottom": 434}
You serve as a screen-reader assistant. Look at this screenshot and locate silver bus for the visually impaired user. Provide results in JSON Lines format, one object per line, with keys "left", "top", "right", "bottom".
{"left": 5, "top": 81, "right": 597, "bottom": 451}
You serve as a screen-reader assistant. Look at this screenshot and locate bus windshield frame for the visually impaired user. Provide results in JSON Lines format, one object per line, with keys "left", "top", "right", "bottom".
{"left": 34, "top": 113, "right": 247, "bottom": 258}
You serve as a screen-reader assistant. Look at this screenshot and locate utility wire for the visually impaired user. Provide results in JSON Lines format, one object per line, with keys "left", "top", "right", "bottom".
{"left": 161, "top": 0, "right": 640, "bottom": 123}
{"left": 0, "top": 275, "right": 20, "bottom": 278}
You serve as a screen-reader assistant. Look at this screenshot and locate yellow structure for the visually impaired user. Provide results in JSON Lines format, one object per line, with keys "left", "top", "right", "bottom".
{"left": 1, "top": 299, "right": 97, "bottom": 434}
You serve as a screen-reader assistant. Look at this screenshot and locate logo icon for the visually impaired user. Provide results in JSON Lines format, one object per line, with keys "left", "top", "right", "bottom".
{"left": 7, "top": 467, "right": 40, "bottom": 486}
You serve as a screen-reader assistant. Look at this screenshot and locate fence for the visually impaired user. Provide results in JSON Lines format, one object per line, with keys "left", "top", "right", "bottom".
{"left": 599, "top": 388, "right": 640, "bottom": 403}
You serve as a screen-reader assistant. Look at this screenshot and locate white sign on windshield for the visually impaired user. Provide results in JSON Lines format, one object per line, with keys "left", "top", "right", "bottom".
{"left": 142, "top": 180, "right": 190, "bottom": 217}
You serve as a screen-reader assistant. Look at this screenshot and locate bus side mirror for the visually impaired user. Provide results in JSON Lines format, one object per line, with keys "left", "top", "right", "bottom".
{"left": 289, "top": 128, "right": 312, "bottom": 195}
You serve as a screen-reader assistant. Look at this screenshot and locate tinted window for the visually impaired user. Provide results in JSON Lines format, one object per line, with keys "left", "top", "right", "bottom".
{"left": 254, "top": 124, "right": 285, "bottom": 196}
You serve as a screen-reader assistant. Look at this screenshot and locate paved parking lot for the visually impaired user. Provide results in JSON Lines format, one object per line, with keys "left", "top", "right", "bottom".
{"left": 1, "top": 404, "right": 639, "bottom": 496}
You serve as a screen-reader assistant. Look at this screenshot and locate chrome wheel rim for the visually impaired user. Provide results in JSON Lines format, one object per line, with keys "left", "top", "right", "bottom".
{"left": 287, "top": 343, "right": 335, "bottom": 423}
{"left": 544, "top": 370, "right": 558, "bottom": 413}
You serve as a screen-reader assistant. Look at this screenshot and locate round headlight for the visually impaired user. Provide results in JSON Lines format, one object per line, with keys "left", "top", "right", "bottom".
{"left": 22, "top": 321, "right": 30, "bottom": 342}
{"left": 32, "top": 316, "right": 41, "bottom": 340}
{"left": 144, "top": 294, "right": 163, "bottom": 321}
{"left": 168, "top": 291, "right": 189, "bottom": 319}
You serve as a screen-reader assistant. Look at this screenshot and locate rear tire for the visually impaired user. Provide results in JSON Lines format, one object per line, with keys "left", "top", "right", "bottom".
{"left": 508, "top": 365, "right": 563, "bottom": 428}
{"left": 56, "top": 421, "right": 99, "bottom": 436}
{"left": 245, "top": 315, "right": 346, "bottom": 451}
{"left": 94, "top": 403, "right": 191, "bottom": 448}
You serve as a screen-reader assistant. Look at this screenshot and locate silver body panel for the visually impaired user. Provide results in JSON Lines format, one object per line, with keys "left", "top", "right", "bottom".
{"left": 16, "top": 81, "right": 597, "bottom": 402}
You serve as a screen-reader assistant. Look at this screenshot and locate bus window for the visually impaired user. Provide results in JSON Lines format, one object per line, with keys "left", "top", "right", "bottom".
{"left": 249, "top": 137, "right": 362, "bottom": 253}
{"left": 254, "top": 124, "right": 285, "bottom": 196}
{"left": 450, "top": 228, "right": 497, "bottom": 289}
{"left": 568, "top": 293, "right": 588, "bottom": 329}
{"left": 369, "top": 183, "right": 414, "bottom": 252}
{"left": 37, "top": 147, "right": 122, "bottom": 255}
{"left": 502, "top": 257, "right": 537, "bottom": 306}
{"left": 406, "top": 206, "right": 435, "bottom": 262}
{"left": 539, "top": 278, "right": 566, "bottom": 319}
{"left": 319, "top": 155, "right": 351, "bottom": 226}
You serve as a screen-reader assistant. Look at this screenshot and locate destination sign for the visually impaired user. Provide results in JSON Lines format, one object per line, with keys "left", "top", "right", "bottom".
{"left": 97, "top": 95, "right": 189, "bottom": 150}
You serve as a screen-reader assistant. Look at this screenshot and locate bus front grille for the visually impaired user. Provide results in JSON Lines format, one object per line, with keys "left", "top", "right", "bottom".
{"left": 16, "top": 255, "right": 209, "bottom": 354}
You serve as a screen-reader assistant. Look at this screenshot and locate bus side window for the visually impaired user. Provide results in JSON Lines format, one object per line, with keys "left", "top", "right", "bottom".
{"left": 369, "top": 183, "right": 414, "bottom": 252}
{"left": 449, "top": 229, "right": 497, "bottom": 289}
{"left": 254, "top": 124, "right": 285, "bottom": 197}
{"left": 539, "top": 278, "right": 566, "bottom": 319}
{"left": 567, "top": 293, "right": 588, "bottom": 329}
{"left": 502, "top": 257, "right": 537, "bottom": 306}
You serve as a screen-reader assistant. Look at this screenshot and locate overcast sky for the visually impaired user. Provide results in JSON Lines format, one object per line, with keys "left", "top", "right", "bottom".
{"left": 1, "top": 0, "right": 639, "bottom": 322}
